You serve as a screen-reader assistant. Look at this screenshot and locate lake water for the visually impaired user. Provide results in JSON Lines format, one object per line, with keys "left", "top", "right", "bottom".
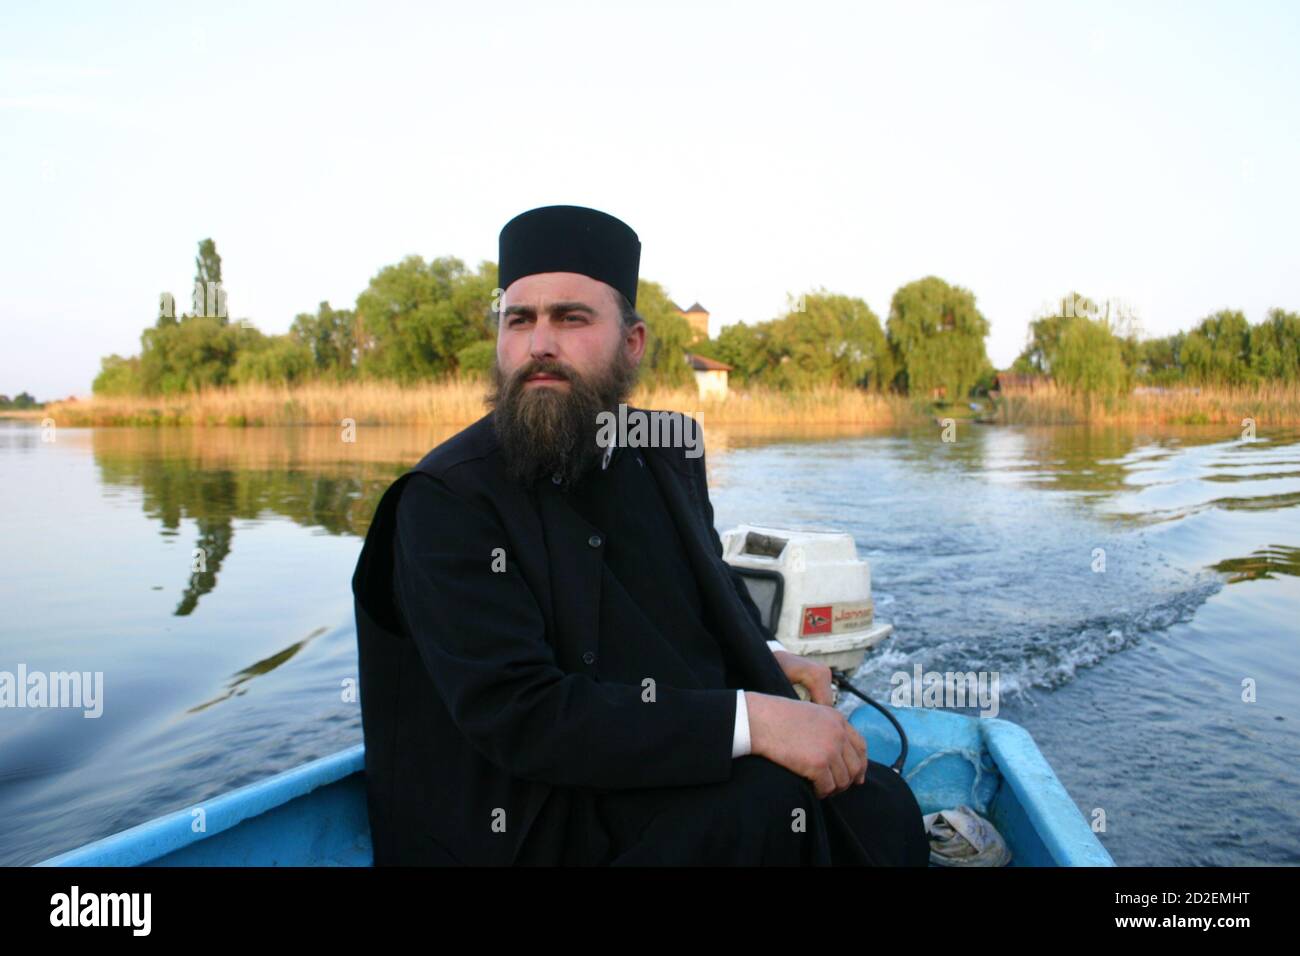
{"left": 1, "top": 417, "right": 1297, "bottom": 866}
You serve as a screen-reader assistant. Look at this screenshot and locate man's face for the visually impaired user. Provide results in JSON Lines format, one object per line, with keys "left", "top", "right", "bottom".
{"left": 487, "top": 272, "right": 646, "bottom": 487}
{"left": 494, "top": 271, "right": 645, "bottom": 390}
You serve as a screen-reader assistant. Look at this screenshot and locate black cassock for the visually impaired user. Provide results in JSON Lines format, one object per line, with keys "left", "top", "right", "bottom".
{"left": 351, "top": 409, "right": 927, "bottom": 865}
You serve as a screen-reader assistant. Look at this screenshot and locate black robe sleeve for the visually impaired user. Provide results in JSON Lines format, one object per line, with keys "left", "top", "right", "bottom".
{"left": 693, "top": 441, "right": 775, "bottom": 643}
{"left": 392, "top": 472, "right": 738, "bottom": 791}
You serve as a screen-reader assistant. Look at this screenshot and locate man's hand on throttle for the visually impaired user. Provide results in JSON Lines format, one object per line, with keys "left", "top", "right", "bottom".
{"left": 773, "top": 649, "right": 835, "bottom": 706}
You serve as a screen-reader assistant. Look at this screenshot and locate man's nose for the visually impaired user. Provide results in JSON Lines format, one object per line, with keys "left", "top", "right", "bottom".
{"left": 528, "top": 320, "right": 559, "bottom": 360}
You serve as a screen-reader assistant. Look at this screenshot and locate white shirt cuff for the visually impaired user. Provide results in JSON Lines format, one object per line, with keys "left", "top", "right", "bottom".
{"left": 731, "top": 689, "right": 751, "bottom": 758}
{"left": 733, "top": 645, "right": 784, "bottom": 758}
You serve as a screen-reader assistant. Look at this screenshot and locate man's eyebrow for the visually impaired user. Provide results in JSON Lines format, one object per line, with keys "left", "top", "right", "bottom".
{"left": 501, "top": 301, "right": 598, "bottom": 318}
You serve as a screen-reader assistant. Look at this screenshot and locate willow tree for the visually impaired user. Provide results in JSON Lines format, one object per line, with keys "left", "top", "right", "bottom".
{"left": 1053, "top": 315, "right": 1129, "bottom": 398}
{"left": 767, "top": 290, "right": 894, "bottom": 390}
{"left": 138, "top": 315, "right": 244, "bottom": 393}
{"left": 886, "top": 277, "right": 990, "bottom": 400}
{"left": 698, "top": 319, "right": 778, "bottom": 386}
{"left": 1182, "top": 309, "right": 1252, "bottom": 385}
{"left": 1013, "top": 291, "right": 1099, "bottom": 374}
{"left": 1249, "top": 308, "right": 1300, "bottom": 382}
{"left": 354, "top": 256, "right": 497, "bottom": 383}
{"left": 1138, "top": 332, "right": 1187, "bottom": 385}
{"left": 290, "top": 300, "right": 358, "bottom": 380}
{"left": 634, "top": 279, "right": 695, "bottom": 389}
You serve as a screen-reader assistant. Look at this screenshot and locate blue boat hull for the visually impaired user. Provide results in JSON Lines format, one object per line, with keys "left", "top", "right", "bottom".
{"left": 38, "top": 704, "right": 1114, "bottom": 867}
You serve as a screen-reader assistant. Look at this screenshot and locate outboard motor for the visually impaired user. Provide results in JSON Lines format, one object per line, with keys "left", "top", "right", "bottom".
{"left": 722, "top": 523, "right": 909, "bottom": 773}
{"left": 721, "top": 524, "right": 893, "bottom": 686}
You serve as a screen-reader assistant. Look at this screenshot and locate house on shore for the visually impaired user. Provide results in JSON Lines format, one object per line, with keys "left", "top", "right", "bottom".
{"left": 685, "top": 352, "right": 733, "bottom": 400}
{"left": 995, "top": 372, "right": 1053, "bottom": 393}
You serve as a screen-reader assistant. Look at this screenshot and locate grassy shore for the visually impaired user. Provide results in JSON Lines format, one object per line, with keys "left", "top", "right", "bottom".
{"left": 992, "top": 382, "right": 1300, "bottom": 426}
{"left": 41, "top": 379, "right": 923, "bottom": 427}
{"left": 34, "top": 379, "right": 1300, "bottom": 428}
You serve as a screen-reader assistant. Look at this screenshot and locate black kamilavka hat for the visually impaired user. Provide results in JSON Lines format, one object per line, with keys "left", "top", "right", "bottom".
{"left": 498, "top": 204, "right": 641, "bottom": 308}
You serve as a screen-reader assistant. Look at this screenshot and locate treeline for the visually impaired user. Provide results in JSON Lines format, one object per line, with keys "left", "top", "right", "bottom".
{"left": 94, "top": 240, "right": 1298, "bottom": 402}
{"left": 1008, "top": 294, "right": 1300, "bottom": 397}
{"left": 95, "top": 239, "right": 995, "bottom": 402}
{"left": 94, "top": 239, "right": 703, "bottom": 396}
{"left": 0, "top": 392, "right": 41, "bottom": 409}
{"left": 690, "top": 276, "right": 992, "bottom": 400}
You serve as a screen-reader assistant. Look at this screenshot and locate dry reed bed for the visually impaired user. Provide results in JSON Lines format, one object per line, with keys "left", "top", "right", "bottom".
{"left": 43, "top": 380, "right": 921, "bottom": 427}
{"left": 994, "top": 382, "right": 1300, "bottom": 426}
{"left": 39, "top": 380, "right": 1300, "bottom": 428}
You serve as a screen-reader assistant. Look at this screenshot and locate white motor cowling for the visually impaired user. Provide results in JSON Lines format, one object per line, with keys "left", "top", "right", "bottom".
{"left": 721, "top": 524, "right": 893, "bottom": 674}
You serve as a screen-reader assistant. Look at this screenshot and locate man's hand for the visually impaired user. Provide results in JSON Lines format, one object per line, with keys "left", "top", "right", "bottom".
{"left": 745, "top": 692, "right": 867, "bottom": 799}
{"left": 773, "top": 649, "right": 835, "bottom": 706}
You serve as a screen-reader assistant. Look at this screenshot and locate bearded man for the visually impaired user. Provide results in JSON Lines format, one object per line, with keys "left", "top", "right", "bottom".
{"left": 351, "top": 204, "right": 928, "bottom": 866}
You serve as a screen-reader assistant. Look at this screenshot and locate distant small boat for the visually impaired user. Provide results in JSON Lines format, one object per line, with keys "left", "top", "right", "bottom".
{"left": 37, "top": 704, "right": 1112, "bottom": 866}
{"left": 931, "top": 413, "right": 997, "bottom": 426}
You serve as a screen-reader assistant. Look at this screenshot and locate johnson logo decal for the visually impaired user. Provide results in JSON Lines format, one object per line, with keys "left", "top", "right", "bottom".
{"left": 800, "top": 600, "right": 874, "bottom": 636}
{"left": 802, "top": 606, "right": 832, "bottom": 635}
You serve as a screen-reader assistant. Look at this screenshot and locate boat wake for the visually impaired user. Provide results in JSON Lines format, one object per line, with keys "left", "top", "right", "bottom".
{"left": 851, "top": 574, "right": 1223, "bottom": 704}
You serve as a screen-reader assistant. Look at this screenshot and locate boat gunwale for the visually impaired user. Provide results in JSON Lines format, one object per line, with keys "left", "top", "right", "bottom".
{"left": 39, "top": 706, "right": 1114, "bottom": 867}
{"left": 981, "top": 718, "right": 1116, "bottom": 866}
{"left": 36, "top": 745, "right": 365, "bottom": 867}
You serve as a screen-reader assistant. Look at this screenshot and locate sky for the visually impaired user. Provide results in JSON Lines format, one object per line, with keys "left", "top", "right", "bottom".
{"left": 2, "top": 0, "right": 1298, "bottom": 400}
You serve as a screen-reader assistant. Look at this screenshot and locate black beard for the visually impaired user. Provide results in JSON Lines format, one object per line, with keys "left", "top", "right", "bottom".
{"left": 485, "top": 345, "right": 640, "bottom": 489}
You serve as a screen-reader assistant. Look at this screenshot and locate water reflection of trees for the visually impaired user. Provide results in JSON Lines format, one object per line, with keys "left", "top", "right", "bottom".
{"left": 932, "top": 425, "right": 1300, "bottom": 499}
{"left": 886, "top": 422, "right": 1155, "bottom": 495}
{"left": 1211, "top": 545, "right": 1300, "bottom": 582}
{"left": 178, "top": 504, "right": 233, "bottom": 615}
{"left": 86, "top": 422, "right": 1300, "bottom": 612}
{"left": 188, "top": 627, "right": 327, "bottom": 711}
{"left": 91, "top": 426, "right": 456, "bottom": 615}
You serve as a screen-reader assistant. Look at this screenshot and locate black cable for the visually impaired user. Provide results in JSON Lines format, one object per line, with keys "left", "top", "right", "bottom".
{"left": 832, "top": 672, "right": 908, "bottom": 775}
